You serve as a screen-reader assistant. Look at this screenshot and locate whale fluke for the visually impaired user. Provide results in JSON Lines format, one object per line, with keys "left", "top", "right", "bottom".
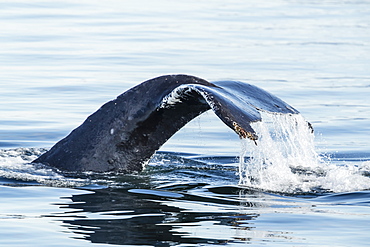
{"left": 33, "top": 75, "right": 299, "bottom": 173}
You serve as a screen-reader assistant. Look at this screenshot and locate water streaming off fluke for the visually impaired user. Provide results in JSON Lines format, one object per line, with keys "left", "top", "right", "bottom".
{"left": 238, "top": 113, "right": 370, "bottom": 193}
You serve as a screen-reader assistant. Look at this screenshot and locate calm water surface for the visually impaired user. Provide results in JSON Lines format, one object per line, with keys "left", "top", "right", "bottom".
{"left": 1, "top": 1, "right": 370, "bottom": 246}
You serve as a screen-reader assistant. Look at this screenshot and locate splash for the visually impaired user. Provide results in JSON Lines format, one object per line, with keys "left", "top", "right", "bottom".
{"left": 238, "top": 113, "right": 370, "bottom": 193}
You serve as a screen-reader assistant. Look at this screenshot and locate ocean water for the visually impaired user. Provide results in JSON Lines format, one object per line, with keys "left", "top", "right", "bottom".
{"left": 1, "top": 0, "right": 370, "bottom": 246}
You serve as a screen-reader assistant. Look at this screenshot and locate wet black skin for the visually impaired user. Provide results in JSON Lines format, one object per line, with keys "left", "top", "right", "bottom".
{"left": 33, "top": 74, "right": 299, "bottom": 173}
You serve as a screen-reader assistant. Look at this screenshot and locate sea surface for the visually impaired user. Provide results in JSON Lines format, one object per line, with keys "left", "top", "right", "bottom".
{"left": 1, "top": 0, "right": 370, "bottom": 246}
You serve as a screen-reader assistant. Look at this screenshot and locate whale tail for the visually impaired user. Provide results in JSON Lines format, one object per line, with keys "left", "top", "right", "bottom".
{"left": 33, "top": 74, "right": 300, "bottom": 173}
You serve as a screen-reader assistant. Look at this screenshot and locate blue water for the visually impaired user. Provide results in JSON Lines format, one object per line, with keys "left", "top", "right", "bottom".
{"left": 1, "top": 1, "right": 370, "bottom": 246}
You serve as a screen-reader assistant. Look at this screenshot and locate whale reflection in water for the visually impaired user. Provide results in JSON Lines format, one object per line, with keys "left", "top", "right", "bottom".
{"left": 62, "top": 185, "right": 261, "bottom": 246}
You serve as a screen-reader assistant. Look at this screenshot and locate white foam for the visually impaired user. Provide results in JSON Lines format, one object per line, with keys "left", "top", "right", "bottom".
{"left": 160, "top": 85, "right": 208, "bottom": 109}
{"left": 160, "top": 85, "right": 190, "bottom": 108}
{"left": 0, "top": 148, "right": 89, "bottom": 187}
{"left": 238, "top": 113, "right": 370, "bottom": 193}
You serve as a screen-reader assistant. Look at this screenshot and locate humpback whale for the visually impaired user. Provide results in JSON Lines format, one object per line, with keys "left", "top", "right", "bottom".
{"left": 33, "top": 74, "right": 299, "bottom": 173}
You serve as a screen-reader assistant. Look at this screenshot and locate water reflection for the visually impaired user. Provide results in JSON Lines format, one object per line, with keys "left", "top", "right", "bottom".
{"left": 59, "top": 185, "right": 263, "bottom": 246}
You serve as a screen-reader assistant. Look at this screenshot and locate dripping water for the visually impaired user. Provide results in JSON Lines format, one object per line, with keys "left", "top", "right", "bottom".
{"left": 238, "top": 113, "right": 370, "bottom": 193}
